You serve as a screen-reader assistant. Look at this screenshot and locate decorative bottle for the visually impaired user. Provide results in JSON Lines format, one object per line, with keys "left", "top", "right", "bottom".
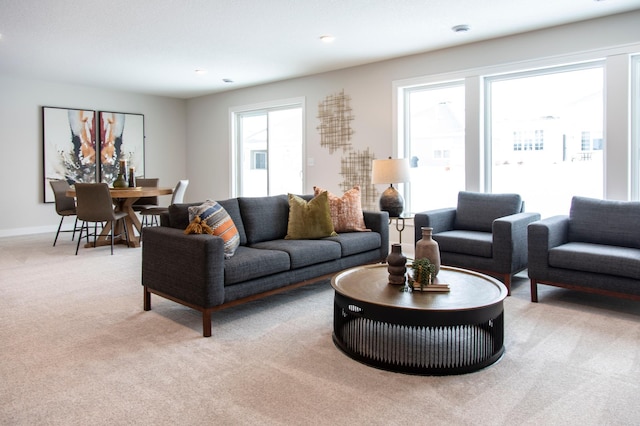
{"left": 386, "top": 243, "right": 407, "bottom": 285}
{"left": 128, "top": 167, "right": 136, "bottom": 187}
{"left": 415, "top": 227, "right": 441, "bottom": 276}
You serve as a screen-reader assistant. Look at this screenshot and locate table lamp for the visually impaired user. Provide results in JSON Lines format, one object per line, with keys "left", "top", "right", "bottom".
{"left": 371, "top": 157, "right": 410, "bottom": 217}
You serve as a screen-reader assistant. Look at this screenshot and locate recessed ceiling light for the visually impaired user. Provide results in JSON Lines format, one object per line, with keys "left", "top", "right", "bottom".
{"left": 452, "top": 24, "right": 471, "bottom": 33}
{"left": 319, "top": 35, "right": 335, "bottom": 43}
{"left": 194, "top": 68, "right": 207, "bottom": 75}
{"left": 222, "top": 78, "right": 234, "bottom": 83}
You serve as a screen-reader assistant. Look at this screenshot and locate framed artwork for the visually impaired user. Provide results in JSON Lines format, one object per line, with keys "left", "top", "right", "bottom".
{"left": 98, "top": 111, "right": 145, "bottom": 185}
{"left": 42, "top": 107, "right": 97, "bottom": 203}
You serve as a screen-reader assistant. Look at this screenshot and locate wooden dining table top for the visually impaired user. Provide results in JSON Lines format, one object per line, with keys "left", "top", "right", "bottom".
{"left": 66, "top": 186, "right": 173, "bottom": 198}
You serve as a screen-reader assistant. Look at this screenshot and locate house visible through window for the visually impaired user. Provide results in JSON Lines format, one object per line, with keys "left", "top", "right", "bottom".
{"left": 252, "top": 150, "right": 267, "bottom": 170}
{"left": 487, "top": 63, "right": 604, "bottom": 217}
{"left": 401, "top": 83, "right": 465, "bottom": 212}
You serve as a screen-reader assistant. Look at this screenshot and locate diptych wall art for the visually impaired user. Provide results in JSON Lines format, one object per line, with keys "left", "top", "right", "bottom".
{"left": 42, "top": 107, "right": 145, "bottom": 202}
{"left": 42, "top": 107, "right": 97, "bottom": 203}
{"left": 98, "top": 111, "right": 145, "bottom": 185}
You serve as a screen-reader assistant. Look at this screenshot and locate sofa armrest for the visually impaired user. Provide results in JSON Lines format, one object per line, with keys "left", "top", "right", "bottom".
{"left": 142, "top": 226, "right": 226, "bottom": 308}
{"left": 527, "top": 215, "right": 570, "bottom": 280}
{"left": 364, "top": 210, "right": 390, "bottom": 259}
{"left": 492, "top": 212, "right": 541, "bottom": 272}
{"left": 414, "top": 208, "right": 456, "bottom": 246}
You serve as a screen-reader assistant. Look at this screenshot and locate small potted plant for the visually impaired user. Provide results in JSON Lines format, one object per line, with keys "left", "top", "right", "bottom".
{"left": 410, "top": 258, "right": 436, "bottom": 291}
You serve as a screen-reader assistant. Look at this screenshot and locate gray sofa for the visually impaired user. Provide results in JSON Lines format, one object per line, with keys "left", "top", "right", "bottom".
{"left": 414, "top": 191, "right": 540, "bottom": 294}
{"left": 528, "top": 196, "right": 640, "bottom": 302}
{"left": 142, "top": 194, "right": 389, "bottom": 337}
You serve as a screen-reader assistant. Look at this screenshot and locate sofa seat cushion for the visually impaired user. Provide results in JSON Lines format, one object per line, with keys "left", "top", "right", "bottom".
{"left": 435, "top": 230, "right": 493, "bottom": 258}
{"left": 569, "top": 196, "right": 640, "bottom": 249}
{"left": 325, "top": 232, "right": 381, "bottom": 257}
{"left": 224, "top": 246, "right": 291, "bottom": 286}
{"left": 549, "top": 242, "right": 640, "bottom": 280}
{"left": 251, "top": 239, "right": 341, "bottom": 269}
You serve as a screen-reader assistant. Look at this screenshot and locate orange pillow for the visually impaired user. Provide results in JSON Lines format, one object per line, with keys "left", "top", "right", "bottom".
{"left": 313, "top": 186, "right": 369, "bottom": 232}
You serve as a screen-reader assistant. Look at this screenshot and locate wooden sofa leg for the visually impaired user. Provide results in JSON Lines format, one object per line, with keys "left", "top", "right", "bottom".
{"left": 202, "top": 310, "right": 212, "bottom": 337}
{"left": 530, "top": 279, "right": 538, "bottom": 302}
{"left": 144, "top": 286, "right": 151, "bottom": 311}
{"left": 504, "top": 275, "right": 511, "bottom": 296}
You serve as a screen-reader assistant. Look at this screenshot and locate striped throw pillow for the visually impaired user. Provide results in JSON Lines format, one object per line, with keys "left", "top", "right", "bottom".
{"left": 187, "top": 200, "right": 240, "bottom": 258}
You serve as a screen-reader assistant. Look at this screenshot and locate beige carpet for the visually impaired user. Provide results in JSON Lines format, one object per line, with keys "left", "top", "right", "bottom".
{"left": 1, "top": 233, "right": 639, "bottom": 425}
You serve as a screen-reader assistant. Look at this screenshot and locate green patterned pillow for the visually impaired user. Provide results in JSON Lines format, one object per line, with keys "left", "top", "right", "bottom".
{"left": 285, "top": 192, "right": 337, "bottom": 239}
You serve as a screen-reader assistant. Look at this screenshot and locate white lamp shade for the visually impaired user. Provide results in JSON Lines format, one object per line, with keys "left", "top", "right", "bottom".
{"left": 371, "top": 158, "right": 411, "bottom": 184}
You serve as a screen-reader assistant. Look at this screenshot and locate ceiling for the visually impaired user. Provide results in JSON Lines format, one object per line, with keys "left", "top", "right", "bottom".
{"left": 1, "top": 0, "right": 640, "bottom": 99}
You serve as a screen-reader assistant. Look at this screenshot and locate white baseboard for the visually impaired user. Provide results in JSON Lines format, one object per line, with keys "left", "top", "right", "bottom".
{"left": 0, "top": 225, "right": 58, "bottom": 238}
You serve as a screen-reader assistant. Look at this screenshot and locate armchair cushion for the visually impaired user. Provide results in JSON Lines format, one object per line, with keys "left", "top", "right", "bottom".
{"left": 549, "top": 242, "right": 640, "bottom": 280}
{"left": 454, "top": 191, "right": 523, "bottom": 232}
{"left": 569, "top": 196, "right": 640, "bottom": 249}
{"left": 435, "top": 230, "right": 493, "bottom": 258}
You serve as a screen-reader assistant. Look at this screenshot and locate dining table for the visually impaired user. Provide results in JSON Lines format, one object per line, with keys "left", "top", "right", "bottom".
{"left": 66, "top": 186, "right": 173, "bottom": 248}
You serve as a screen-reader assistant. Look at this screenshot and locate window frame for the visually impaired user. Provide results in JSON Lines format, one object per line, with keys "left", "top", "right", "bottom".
{"left": 229, "top": 97, "right": 305, "bottom": 197}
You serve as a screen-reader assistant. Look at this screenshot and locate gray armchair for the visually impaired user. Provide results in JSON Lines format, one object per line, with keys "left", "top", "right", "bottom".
{"left": 414, "top": 191, "right": 540, "bottom": 294}
{"left": 528, "top": 196, "right": 640, "bottom": 302}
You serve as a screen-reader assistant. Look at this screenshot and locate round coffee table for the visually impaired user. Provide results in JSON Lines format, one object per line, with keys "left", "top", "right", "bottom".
{"left": 331, "top": 264, "right": 508, "bottom": 375}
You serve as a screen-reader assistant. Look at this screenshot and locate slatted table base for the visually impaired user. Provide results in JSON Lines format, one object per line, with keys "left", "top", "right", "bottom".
{"left": 333, "top": 296, "right": 504, "bottom": 375}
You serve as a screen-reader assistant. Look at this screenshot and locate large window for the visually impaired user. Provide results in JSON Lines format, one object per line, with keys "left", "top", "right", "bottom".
{"left": 486, "top": 63, "right": 604, "bottom": 218}
{"left": 232, "top": 100, "right": 303, "bottom": 197}
{"left": 402, "top": 82, "right": 465, "bottom": 213}
{"left": 633, "top": 55, "right": 640, "bottom": 199}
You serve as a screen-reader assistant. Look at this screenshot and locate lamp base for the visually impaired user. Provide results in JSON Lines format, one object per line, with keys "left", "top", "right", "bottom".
{"left": 379, "top": 185, "right": 404, "bottom": 217}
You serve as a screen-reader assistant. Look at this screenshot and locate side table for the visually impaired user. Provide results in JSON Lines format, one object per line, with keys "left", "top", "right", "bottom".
{"left": 389, "top": 214, "right": 413, "bottom": 244}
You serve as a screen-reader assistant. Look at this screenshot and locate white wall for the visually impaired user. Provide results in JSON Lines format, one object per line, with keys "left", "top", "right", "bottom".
{"left": 185, "top": 11, "right": 640, "bottom": 207}
{"left": 2, "top": 11, "right": 639, "bottom": 237}
{"left": 0, "top": 75, "right": 187, "bottom": 236}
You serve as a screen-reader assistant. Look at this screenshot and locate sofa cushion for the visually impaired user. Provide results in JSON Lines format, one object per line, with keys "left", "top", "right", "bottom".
{"left": 170, "top": 199, "right": 247, "bottom": 245}
{"left": 454, "top": 191, "right": 522, "bottom": 232}
{"left": 223, "top": 246, "right": 291, "bottom": 286}
{"left": 313, "top": 185, "right": 369, "bottom": 232}
{"left": 549, "top": 242, "right": 640, "bottom": 280}
{"left": 285, "top": 192, "right": 337, "bottom": 240}
{"left": 186, "top": 200, "right": 240, "bottom": 258}
{"left": 569, "top": 196, "right": 640, "bottom": 249}
{"left": 324, "top": 232, "right": 381, "bottom": 257}
{"left": 238, "top": 195, "right": 290, "bottom": 244}
{"left": 168, "top": 202, "right": 202, "bottom": 230}
{"left": 251, "top": 239, "right": 341, "bottom": 269}
{"left": 434, "top": 230, "right": 493, "bottom": 258}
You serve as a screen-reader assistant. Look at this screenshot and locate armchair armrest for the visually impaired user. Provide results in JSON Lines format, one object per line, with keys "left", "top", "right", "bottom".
{"left": 492, "top": 212, "right": 541, "bottom": 272}
{"left": 527, "top": 215, "right": 570, "bottom": 279}
{"left": 414, "top": 208, "right": 456, "bottom": 246}
{"left": 142, "top": 226, "right": 226, "bottom": 308}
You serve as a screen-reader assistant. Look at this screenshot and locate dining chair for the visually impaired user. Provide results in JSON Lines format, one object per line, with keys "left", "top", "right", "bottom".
{"left": 132, "top": 178, "right": 160, "bottom": 213}
{"left": 50, "top": 179, "right": 81, "bottom": 247}
{"left": 140, "top": 179, "right": 189, "bottom": 228}
{"left": 74, "top": 183, "right": 130, "bottom": 255}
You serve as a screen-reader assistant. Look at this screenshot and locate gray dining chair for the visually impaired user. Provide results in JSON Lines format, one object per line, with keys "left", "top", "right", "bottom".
{"left": 74, "top": 183, "right": 130, "bottom": 255}
{"left": 50, "top": 179, "right": 81, "bottom": 247}
{"left": 140, "top": 179, "right": 189, "bottom": 228}
{"left": 132, "top": 178, "right": 160, "bottom": 212}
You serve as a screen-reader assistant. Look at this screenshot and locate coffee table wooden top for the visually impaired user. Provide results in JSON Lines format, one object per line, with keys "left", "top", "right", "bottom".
{"left": 332, "top": 264, "right": 507, "bottom": 311}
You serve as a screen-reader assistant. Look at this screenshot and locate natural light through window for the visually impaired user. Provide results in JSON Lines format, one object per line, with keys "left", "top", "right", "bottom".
{"left": 234, "top": 102, "right": 303, "bottom": 197}
{"left": 403, "top": 83, "right": 465, "bottom": 213}
{"left": 486, "top": 64, "right": 604, "bottom": 218}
